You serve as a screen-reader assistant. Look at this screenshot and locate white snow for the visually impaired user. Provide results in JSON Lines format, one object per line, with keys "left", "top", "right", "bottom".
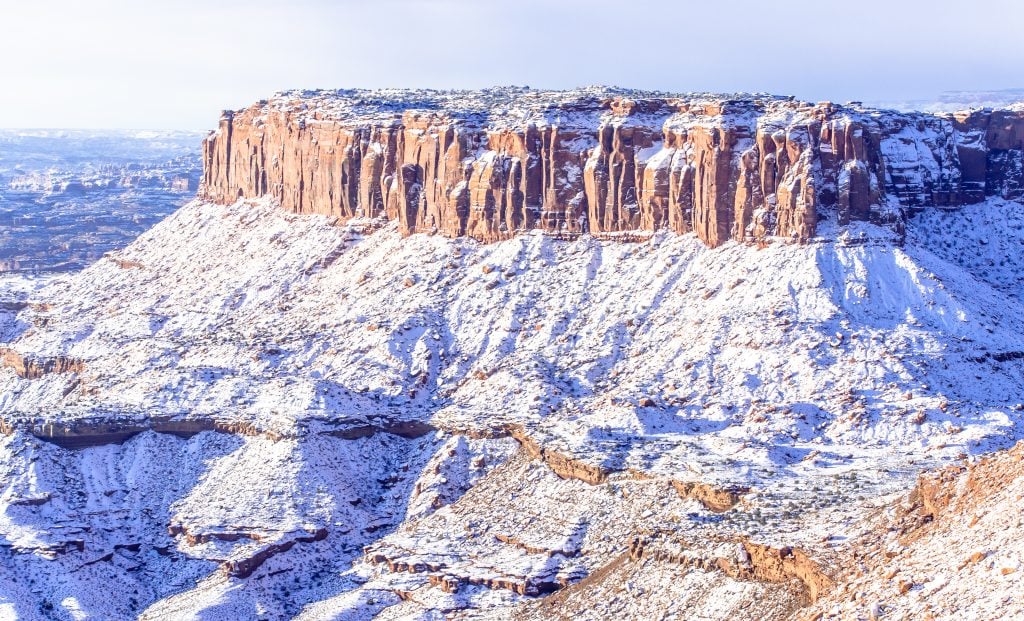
{"left": 0, "top": 195, "right": 1022, "bottom": 617}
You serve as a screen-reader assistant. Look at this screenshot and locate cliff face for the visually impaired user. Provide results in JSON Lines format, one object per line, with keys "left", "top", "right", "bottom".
{"left": 200, "top": 88, "right": 1024, "bottom": 247}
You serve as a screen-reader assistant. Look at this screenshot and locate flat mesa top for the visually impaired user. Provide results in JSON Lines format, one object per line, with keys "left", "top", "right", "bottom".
{"left": 232, "top": 86, "right": 814, "bottom": 127}
{"left": 221, "top": 86, "right": 1024, "bottom": 133}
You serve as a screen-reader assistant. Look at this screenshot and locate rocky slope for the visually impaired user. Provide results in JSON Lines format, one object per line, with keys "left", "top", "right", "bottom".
{"left": 0, "top": 195, "right": 1022, "bottom": 619}
{"left": 0, "top": 89, "right": 1023, "bottom": 620}
{"left": 201, "top": 87, "right": 1024, "bottom": 247}
{"left": 803, "top": 440, "right": 1024, "bottom": 620}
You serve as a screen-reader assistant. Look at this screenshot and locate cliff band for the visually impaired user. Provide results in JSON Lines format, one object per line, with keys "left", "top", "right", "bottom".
{"left": 200, "top": 87, "right": 1024, "bottom": 247}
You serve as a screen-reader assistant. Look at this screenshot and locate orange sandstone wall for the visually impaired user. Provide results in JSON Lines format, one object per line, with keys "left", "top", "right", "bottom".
{"left": 201, "top": 93, "right": 1024, "bottom": 247}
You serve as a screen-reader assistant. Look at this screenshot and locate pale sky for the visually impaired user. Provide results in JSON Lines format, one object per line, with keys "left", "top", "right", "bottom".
{"left": 1, "top": 0, "right": 1022, "bottom": 130}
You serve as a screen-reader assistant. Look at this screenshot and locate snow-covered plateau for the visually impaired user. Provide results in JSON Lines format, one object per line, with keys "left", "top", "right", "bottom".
{"left": 1, "top": 88, "right": 1024, "bottom": 620}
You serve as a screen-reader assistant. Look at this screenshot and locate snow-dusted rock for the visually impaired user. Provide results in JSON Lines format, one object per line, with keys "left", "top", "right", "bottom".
{"left": 201, "top": 88, "right": 1024, "bottom": 248}
{"left": 0, "top": 190, "right": 1020, "bottom": 618}
{"left": 3, "top": 83, "right": 1024, "bottom": 616}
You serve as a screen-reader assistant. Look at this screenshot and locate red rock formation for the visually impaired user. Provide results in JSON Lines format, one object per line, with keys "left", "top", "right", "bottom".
{"left": 200, "top": 88, "right": 1024, "bottom": 247}
{"left": 0, "top": 347, "right": 84, "bottom": 379}
{"left": 628, "top": 535, "right": 835, "bottom": 604}
{"left": 221, "top": 528, "right": 328, "bottom": 578}
{"left": 460, "top": 422, "right": 745, "bottom": 512}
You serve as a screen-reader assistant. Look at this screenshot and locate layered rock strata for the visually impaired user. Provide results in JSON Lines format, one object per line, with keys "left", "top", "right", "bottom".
{"left": 627, "top": 536, "right": 834, "bottom": 604}
{"left": 0, "top": 346, "right": 84, "bottom": 379}
{"left": 200, "top": 87, "right": 1024, "bottom": 247}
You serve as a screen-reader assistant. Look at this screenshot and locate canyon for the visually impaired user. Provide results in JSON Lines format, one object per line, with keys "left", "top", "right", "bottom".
{"left": 1, "top": 88, "right": 1024, "bottom": 619}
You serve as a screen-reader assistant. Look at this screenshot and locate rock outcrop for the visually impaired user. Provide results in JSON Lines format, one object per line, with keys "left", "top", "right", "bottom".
{"left": 200, "top": 87, "right": 1024, "bottom": 247}
{"left": 0, "top": 347, "right": 84, "bottom": 379}
{"left": 800, "top": 441, "right": 1024, "bottom": 620}
{"left": 627, "top": 536, "right": 834, "bottom": 604}
{"left": 0, "top": 416, "right": 435, "bottom": 450}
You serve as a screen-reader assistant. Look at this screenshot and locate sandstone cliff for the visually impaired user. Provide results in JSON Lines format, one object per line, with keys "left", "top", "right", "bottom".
{"left": 199, "top": 88, "right": 1024, "bottom": 247}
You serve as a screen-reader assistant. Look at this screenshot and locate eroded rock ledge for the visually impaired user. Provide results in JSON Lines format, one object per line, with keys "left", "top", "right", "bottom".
{"left": 167, "top": 523, "right": 330, "bottom": 579}
{"left": 0, "top": 414, "right": 438, "bottom": 449}
{"left": 627, "top": 535, "right": 834, "bottom": 604}
{"left": 9, "top": 416, "right": 746, "bottom": 511}
{"left": 18, "top": 418, "right": 278, "bottom": 449}
{"left": 0, "top": 347, "right": 84, "bottom": 379}
{"left": 201, "top": 87, "right": 1024, "bottom": 247}
{"left": 462, "top": 423, "right": 746, "bottom": 512}
{"left": 367, "top": 531, "right": 832, "bottom": 603}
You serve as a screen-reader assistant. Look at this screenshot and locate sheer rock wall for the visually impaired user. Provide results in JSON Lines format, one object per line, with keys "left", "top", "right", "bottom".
{"left": 201, "top": 89, "right": 1024, "bottom": 247}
